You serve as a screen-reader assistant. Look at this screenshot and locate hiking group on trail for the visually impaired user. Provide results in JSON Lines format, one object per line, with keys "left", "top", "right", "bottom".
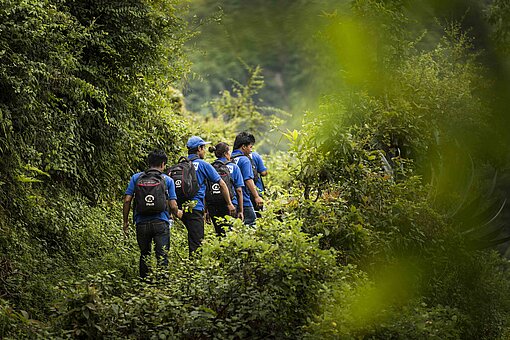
{"left": 122, "top": 132, "right": 267, "bottom": 278}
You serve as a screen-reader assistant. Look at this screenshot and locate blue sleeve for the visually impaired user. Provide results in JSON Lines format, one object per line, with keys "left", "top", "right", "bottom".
{"left": 233, "top": 165, "right": 245, "bottom": 188}
{"left": 165, "top": 176, "right": 177, "bottom": 200}
{"left": 252, "top": 152, "right": 267, "bottom": 172}
{"left": 203, "top": 162, "right": 221, "bottom": 183}
{"left": 125, "top": 173, "right": 139, "bottom": 195}
{"left": 239, "top": 157, "right": 254, "bottom": 181}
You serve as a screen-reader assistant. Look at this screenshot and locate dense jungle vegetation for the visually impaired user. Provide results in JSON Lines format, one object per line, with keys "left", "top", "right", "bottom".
{"left": 2, "top": 0, "right": 510, "bottom": 338}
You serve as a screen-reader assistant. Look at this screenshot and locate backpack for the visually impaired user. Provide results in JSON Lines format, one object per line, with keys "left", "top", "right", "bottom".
{"left": 205, "top": 160, "right": 235, "bottom": 206}
{"left": 232, "top": 154, "right": 258, "bottom": 182}
{"left": 166, "top": 156, "right": 199, "bottom": 205}
{"left": 134, "top": 169, "right": 168, "bottom": 215}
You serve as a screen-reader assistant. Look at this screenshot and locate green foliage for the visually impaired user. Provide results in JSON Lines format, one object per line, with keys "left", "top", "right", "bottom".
{"left": 42, "top": 218, "right": 337, "bottom": 339}
{"left": 185, "top": 0, "right": 340, "bottom": 115}
{"left": 182, "top": 64, "right": 290, "bottom": 153}
{"left": 486, "top": 0, "right": 510, "bottom": 58}
{"left": 0, "top": 187, "right": 138, "bottom": 318}
{"left": 423, "top": 248, "right": 510, "bottom": 339}
{"left": 2, "top": 0, "right": 510, "bottom": 339}
{"left": 0, "top": 0, "right": 192, "bottom": 336}
{"left": 267, "top": 2, "right": 510, "bottom": 338}
{"left": 0, "top": 0, "right": 191, "bottom": 204}
{"left": 309, "top": 292, "right": 463, "bottom": 339}
{"left": 210, "top": 64, "right": 265, "bottom": 131}
{"left": 0, "top": 298, "right": 52, "bottom": 339}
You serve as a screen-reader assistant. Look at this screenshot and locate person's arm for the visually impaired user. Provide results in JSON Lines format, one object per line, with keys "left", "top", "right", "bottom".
{"left": 166, "top": 177, "right": 182, "bottom": 219}
{"left": 168, "top": 199, "right": 182, "bottom": 220}
{"left": 236, "top": 187, "right": 244, "bottom": 221}
{"left": 238, "top": 156, "right": 263, "bottom": 208}
{"left": 219, "top": 179, "right": 236, "bottom": 216}
{"left": 253, "top": 152, "right": 267, "bottom": 176}
{"left": 123, "top": 195, "right": 133, "bottom": 236}
{"left": 245, "top": 178, "right": 263, "bottom": 208}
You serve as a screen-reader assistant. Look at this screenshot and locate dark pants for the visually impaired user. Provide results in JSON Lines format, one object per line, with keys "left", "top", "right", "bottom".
{"left": 251, "top": 195, "right": 263, "bottom": 218}
{"left": 182, "top": 209, "right": 204, "bottom": 256}
{"left": 136, "top": 220, "right": 170, "bottom": 278}
{"left": 254, "top": 206, "right": 262, "bottom": 218}
{"left": 243, "top": 206, "right": 257, "bottom": 226}
{"left": 208, "top": 204, "right": 232, "bottom": 237}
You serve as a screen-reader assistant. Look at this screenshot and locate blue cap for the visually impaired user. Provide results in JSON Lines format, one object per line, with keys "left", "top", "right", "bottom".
{"left": 186, "top": 136, "right": 211, "bottom": 149}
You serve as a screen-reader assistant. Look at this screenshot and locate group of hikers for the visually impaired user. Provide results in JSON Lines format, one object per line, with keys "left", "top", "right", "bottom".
{"left": 122, "top": 131, "right": 267, "bottom": 278}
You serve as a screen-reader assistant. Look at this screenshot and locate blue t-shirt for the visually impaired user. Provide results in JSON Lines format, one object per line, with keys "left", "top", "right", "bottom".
{"left": 218, "top": 157, "right": 244, "bottom": 207}
{"left": 251, "top": 151, "right": 267, "bottom": 194}
{"left": 125, "top": 171, "right": 177, "bottom": 225}
{"left": 189, "top": 155, "right": 221, "bottom": 211}
{"left": 231, "top": 149, "right": 254, "bottom": 207}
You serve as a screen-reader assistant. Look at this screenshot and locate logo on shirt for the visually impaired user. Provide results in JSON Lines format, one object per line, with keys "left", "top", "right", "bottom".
{"left": 227, "top": 164, "right": 234, "bottom": 173}
{"left": 193, "top": 161, "right": 199, "bottom": 171}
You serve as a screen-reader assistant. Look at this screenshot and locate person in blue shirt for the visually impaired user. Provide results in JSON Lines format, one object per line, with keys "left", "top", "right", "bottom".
{"left": 123, "top": 150, "right": 182, "bottom": 279}
{"left": 231, "top": 132, "right": 264, "bottom": 226}
{"left": 250, "top": 150, "right": 268, "bottom": 218}
{"left": 182, "top": 136, "right": 236, "bottom": 254}
{"left": 206, "top": 142, "right": 245, "bottom": 236}
{"left": 251, "top": 151, "right": 268, "bottom": 194}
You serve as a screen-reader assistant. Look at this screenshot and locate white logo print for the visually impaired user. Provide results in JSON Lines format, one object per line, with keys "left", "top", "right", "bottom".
{"left": 175, "top": 179, "right": 182, "bottom": 187}
{"left": 212, "top": 183, "right": 220, "bottom": 191}
{"left": 227, "top": 164, "right": 234, "bottom": 173}
{"left": 145, "top": 195, "right": 155, "bottom": 203}
{"left": 193, "top": 162, "right": 199, "bottom": 171}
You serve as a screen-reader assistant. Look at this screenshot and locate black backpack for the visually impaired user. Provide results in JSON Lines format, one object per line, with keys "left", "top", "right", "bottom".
{"left": 205, "top": 160, "right": 235, "bottom": 206}
{"left": 166, "top": 156, "right": 199, "bottom": 205}
{"left": 134, "top": 169, "right": 168, "bottom": 215}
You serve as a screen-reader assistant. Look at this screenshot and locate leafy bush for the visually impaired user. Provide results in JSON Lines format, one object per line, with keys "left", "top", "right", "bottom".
{"left": 423, "top": 248, "right": 510, "bottom": 339}
{"left": 0, "top": 188, "right": 139, "bottom": 318}
{"left": 0, "top": 0, "right": 192, "bottom": 331}
{"left": 45, "top": 217, "right": 338, "bottom": 339}
{"left": 2, "top": 1, "right": 510, "bottom": 339}
{"left": 308, "top": 287, "right": 464, "bottom": 340}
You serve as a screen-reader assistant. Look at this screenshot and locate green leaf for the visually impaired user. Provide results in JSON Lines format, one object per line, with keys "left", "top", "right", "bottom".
{"left": 24, "top": 164, "right": 50, "bottom": 177}
{"left": 15, "top": 175, "right": 43, "bottom": 183}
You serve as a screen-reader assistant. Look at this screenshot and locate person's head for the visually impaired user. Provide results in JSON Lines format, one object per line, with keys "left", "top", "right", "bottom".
{"left": 233, "top": 131, "right": 255, "bottom": 156}
{"left": 148, "top": 149, "right": 168, "bottom": 169}
{"left": 209, "top": 142, "right": 231, "bottom": 160}
{"left": 187, "top": 136, "right": 211, "bottom": 159}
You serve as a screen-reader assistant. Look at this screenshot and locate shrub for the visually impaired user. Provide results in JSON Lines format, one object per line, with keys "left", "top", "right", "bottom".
{"left": 46, "top": 217, "right": 338, "bottom": 339}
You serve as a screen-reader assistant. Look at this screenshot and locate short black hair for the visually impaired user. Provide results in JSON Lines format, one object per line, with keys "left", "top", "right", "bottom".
{"left": 188, "top": 144, "right": 205, "bottom": 155}
{"left": 148, "top": 150, "right": 168, "bottom": 167}
{"left": 234, "top": 131, "right": 255, "bottom": 150}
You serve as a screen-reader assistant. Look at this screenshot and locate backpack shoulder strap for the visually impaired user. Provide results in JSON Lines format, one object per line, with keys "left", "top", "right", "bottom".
{"left": 188, "top": 155, "right": 200, "bottom": 162}
{"left": 178, "top": 156, "right": 190, "bottom": 163}
{"left": 145, "top": 168, "right": 163, "bottom": 174}
{"left": 231, "top": 153, "right": 245, "bottom": 160}
{"left": 212, "top": 159, "right": 226, "bottom": 166}
{"left": 135, "top": 170, "right": 167, "bottom": 191}
{"left": 134, "top": 171, "right": 145, "bottom": 184}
